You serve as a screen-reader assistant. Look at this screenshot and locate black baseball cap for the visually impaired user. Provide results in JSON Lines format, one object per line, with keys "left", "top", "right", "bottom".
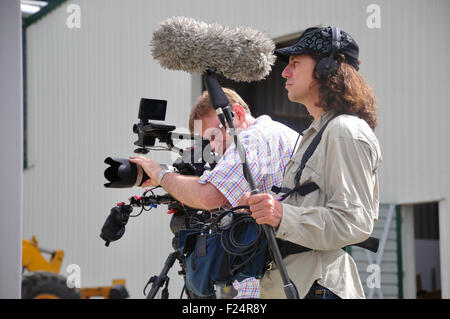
{"left": 275, "top": 26, "right": 360, "bottom": 70}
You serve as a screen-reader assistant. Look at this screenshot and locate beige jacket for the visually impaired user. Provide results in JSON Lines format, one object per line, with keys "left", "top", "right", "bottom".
{"left": 260, "top": 111, "right": 382, "bottom": 299}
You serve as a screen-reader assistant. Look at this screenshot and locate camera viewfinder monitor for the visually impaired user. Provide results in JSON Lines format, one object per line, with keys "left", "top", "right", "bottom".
{"left": 138, "top": 98, "right": 167, "bottom": 121}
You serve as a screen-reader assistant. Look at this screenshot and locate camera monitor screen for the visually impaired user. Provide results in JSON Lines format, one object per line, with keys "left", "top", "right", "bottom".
{"left": 138, "top": 98, "right": 167, "bottom": 121}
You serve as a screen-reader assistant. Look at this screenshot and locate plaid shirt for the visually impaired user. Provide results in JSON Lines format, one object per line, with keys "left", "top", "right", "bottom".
{"left": 233, "top": 278, "right": 261, "bottom": 299}
{"left": 199, "top": 115, "right": 299, "bottom": 208}
{"left": 199, "top": 115, "right": 299, "bottom": 298}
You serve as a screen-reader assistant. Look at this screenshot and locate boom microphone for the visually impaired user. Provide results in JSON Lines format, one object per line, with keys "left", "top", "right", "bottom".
{"left": 151, "top": 16, "right": 276, "bottom": 82}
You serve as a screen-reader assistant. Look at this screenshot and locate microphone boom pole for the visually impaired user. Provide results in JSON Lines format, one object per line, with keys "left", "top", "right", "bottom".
{"left": 203, "top": 68, "right": 299, "bottom": 299}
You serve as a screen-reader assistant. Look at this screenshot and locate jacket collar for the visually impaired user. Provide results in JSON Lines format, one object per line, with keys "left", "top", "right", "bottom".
{"left": 302, "top": 110, "right": 337, "bottom": 136}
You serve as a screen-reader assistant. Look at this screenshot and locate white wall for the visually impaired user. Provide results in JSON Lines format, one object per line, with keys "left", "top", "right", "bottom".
{"left": 23, "top": 0, "right": 450, "bottom": 298}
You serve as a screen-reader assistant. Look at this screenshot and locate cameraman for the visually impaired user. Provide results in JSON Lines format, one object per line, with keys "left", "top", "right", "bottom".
{"left": 242, "top": 27, "right": 382, "bottom": 299}
{"left": 130, "top": 88, "right": 299, "bottom": 298}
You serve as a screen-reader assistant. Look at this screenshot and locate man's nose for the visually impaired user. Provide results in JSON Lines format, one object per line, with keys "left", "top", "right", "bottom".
{"left": 282, "top": 64, "right": 291, "bottom": 78}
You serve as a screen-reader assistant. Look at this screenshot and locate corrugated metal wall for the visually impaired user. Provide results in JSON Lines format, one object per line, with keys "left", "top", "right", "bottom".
{"left": 24, "top": 0, "right": 450, "bottom": 298}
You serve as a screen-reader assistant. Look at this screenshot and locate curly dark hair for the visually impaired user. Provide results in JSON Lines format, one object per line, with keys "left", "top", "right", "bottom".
{"left": 310, "top": 53, "right": 378, "bottom": 130}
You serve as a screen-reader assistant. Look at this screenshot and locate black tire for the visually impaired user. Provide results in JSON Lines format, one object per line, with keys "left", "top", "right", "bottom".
{"left": 22, "top": 272, "right": 81, "bottom": 299}
{"left": 109, "top": 284, "right": 129, "bottom": 299}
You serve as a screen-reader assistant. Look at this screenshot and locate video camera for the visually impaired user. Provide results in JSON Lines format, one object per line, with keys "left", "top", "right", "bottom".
{"left": 100, "top": 98, "right": 227, "bottom": 299}
{"left": 101, "top": 98, "right": 218, "bottom": 246}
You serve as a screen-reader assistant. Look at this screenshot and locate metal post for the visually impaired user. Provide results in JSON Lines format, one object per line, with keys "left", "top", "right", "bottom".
{"left": 0, "top": 0, "right": 23, "bottom": 299}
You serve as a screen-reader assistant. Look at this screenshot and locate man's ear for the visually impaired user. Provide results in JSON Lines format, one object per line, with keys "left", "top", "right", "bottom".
{"left": 231, "top": 104, "right": 246, "bottom": 120}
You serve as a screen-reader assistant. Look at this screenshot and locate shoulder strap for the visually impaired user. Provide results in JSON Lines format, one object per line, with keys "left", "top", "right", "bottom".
{"left": 273, "top": 112, "right": 342, "bottom": 201}
{"left": 293, "top": 112, "right": 342, "bottom": 186}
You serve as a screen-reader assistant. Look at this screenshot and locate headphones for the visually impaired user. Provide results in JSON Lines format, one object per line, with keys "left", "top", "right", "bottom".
{"left": 315, "top": 26, "right": 341, "bottom": 79}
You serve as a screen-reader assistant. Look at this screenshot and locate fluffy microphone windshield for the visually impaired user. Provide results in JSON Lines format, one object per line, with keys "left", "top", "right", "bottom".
{"left": 151, "top": 16, "right": 276, "bottom": 82}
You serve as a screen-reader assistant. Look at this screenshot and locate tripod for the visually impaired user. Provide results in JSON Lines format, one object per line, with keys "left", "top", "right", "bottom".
{"left": 144, "top": 249, "right": 217, "bottom": 299}
{"left": 144, "top": 251, "right": 180, "bottom": 299}
{"left": 144, "top": 207, "right": 217, "bottom": 299}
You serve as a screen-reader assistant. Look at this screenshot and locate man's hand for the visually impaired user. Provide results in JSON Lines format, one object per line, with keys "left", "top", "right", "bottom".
{"left": 129, "top": 156, "right": 163, "bottom": 188}
{"left": 129, "top": 156, "right": 228, "bottom": 210}
{"left": 238, "top": 192, "right": 283, "bottom": 228}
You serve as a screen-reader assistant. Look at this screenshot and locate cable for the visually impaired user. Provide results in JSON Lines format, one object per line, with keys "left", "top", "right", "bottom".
{"left": 130, "top": 187, "right": 159, "bottom": 217}
{"left": 216, "top": 208, "right": 265, "bottom": 275}
{"left": 129, "top": 206, "right": 146, "bottom": 218}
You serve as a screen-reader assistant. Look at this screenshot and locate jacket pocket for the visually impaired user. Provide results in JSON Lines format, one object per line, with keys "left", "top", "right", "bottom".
{"left": 300, "top": 153, "right": 323, "bottom": 190}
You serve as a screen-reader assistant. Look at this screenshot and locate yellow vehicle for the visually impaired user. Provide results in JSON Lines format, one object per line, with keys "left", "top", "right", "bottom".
{"left": 22, "top": 236, "right": 129, "bottom": 299}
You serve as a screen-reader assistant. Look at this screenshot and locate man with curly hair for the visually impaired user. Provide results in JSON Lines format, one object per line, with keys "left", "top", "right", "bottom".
{"left": 242, "top": 27, "right": 382, "bottom": 299}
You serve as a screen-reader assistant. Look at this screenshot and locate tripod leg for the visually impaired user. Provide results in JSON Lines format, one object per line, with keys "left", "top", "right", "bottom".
{"left": 146, "top": 251, "right": 179, "bottom": 299}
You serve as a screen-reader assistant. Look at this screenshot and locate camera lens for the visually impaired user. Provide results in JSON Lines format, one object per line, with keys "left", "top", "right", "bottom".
{"left": 104, "top": 157, "right": 150, "bottom": 188}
